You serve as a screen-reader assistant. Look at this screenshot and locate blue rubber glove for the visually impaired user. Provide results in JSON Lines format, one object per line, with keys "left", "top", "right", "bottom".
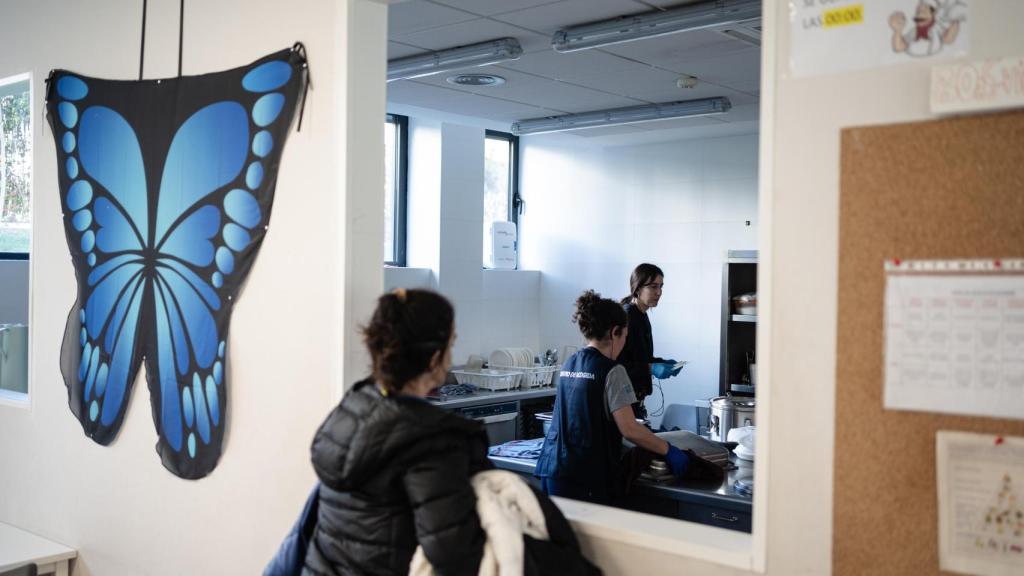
{"left": 665, "top": 445, "right": 690, "bottom": 477}
{"left": 651, "top": 362, "right": 674, "bottom": 379}
{"left": 664, "top": 358, "right": 684, "bottom": 377}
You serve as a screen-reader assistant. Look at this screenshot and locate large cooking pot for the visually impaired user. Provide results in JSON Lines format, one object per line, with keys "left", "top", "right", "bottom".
{"left": 709, "top": 395, "right": 755, "bottom": 442}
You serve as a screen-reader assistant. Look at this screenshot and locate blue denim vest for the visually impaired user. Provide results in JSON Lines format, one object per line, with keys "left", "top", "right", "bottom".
{"left": 535, "top": 347, "right": 623, "bottom": 502}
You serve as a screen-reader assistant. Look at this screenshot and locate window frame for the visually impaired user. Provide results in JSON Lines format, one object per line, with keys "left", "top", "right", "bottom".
{"left": 0, "top": 74, "right": 32, "bottom": 262}
{"left": 484, "top": 129, "right": 520, "bottom": 228}
{"left": 483, "top": 129, "right": 520, "bottom": 268}
{"left": 384, "top": 113, "right": 408, "bottom": 267}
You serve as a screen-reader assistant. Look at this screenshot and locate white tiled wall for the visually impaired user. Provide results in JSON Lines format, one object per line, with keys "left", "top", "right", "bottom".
{"left": 406, "top": 118, "right": 442, "bottom": 272}
{"left": 519, "top": 132, "right": 759, "bottom": 425}
{"left": 386, "top": 122, "right": 541, "bottom": 363}
{"left": 383, "top": 266, "right": 433, "bottom": 291}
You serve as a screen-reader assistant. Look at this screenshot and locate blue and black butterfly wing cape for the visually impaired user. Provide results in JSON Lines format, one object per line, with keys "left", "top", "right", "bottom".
{"left": 46, "top": 47, "right": 307, "bottom": 479}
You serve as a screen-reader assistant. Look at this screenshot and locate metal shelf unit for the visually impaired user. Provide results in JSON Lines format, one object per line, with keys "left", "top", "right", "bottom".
{"left": 720, "top": 250, "right": 757, "bottom": 397}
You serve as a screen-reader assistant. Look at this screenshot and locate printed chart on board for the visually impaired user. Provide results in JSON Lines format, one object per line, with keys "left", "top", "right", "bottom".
{"left": 937, "top": 432, "right": 1024, "bottom": 576}
{"left": 883, "top": 259, "right": 1024, "bottom": 420}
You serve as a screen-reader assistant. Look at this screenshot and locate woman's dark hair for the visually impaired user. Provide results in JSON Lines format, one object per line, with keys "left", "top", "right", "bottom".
{"left": 620, "top": 263, "right": 665, "bottom": 305}
{"left": 363, "top": 288, "right": 454, "bottom": 393}
{"left": 574, "top": 290, "right": 628, "bottom": 342}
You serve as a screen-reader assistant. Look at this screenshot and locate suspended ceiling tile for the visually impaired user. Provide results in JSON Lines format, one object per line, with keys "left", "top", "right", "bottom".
{"left": 387, "top": 78, "right": 564, "bottom": 123}
{"left": 600, "top": 29, "right": 753, "bottom": 67}
{"left": 720, "top": 102, "right": 759, "bottom": 123}
{"left": 561, "top": 65, "right": 681, "bottom": 101}
{"left": 388, "top": 41, "right": 428, "bottom": 59}
{"left": 435, "top": 95, "right": 563, "bottom": 123}
{"left": 430, "top": 0, "right": 563, "bottom": 17}
{"left": 392, "top": 18, "right": 552, "bottom": 54}
{"left": 495, "top": 49, "right": 646, "bottom": 81}
{"left": 386, "top": 0, "right": 761, "bottom": 129}
{"left": 661, "top": 50, "right": 761, "bottom": 91}
{"left": 410, "top": 65, "right": 643, "bottom": 113}
{"left": 386, "top": 79, "right": 488, "bottom": 110}
{"left": 388, "top": 1, "right": 478, "bottom": 36}
{"left": 491, "top": 0, "right": 652, "bottom": 34}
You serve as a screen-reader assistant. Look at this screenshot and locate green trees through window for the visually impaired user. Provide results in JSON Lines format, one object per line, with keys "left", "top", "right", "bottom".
{"left": 0, "top": 77, "right": 31, "bottom": 257}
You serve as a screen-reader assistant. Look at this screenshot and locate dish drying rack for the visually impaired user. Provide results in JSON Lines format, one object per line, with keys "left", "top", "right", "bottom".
{"left": 515, "top": 365, "right": 559, "bottom": 388}
{"left": 450, "top": 365, "right": 559, "bottom": 391}
{"left": 450, "top": 368, "right": 522, "bottom": 392}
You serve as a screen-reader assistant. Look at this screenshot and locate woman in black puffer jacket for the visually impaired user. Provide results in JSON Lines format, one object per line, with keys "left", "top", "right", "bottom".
{"left": 304, "top": 289, "right": 488, "bottom": 576}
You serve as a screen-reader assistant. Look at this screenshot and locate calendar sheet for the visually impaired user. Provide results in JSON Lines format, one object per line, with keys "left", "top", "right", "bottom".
{"left": 883, "top": 260, "right": 1024, "bottom": 420}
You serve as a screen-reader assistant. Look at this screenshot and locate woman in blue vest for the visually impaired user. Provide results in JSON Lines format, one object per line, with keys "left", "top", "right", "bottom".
{"left": 535, "top": 290, "right": 690, "bottom": 504}
{"left": 617, "top": 263, "right": 683, "bottom": 419}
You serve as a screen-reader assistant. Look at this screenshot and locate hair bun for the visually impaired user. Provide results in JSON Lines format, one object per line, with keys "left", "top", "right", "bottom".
{"left": 573, "top": 289, "right": 628, "bottom": 342}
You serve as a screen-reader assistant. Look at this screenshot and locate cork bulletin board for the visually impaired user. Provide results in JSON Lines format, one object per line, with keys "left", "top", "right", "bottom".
{"left": 833, "top": 110, "right": 1024, "bottom": 575}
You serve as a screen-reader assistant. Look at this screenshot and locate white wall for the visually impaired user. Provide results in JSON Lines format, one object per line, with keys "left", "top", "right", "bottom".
{"left": 405, "top": 117, "right": 442, "bottom": 273}
{"left": 0, "top": 260, "right": 29, "bottom": 324}
{"left": 387, "top": 120, "right": 540, "bottom": 363}
{"left": 0, "top": 1, "right": 385, "bottom": 575}
{"left": 519, "top": 132, "right": 759, "bottom": 423}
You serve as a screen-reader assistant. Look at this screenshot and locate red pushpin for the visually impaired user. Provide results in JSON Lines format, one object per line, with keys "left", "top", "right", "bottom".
{"left": 995, "top": 436, "right": 1005, "bottom": 445}
{"left": 894, "top": 258, "right": 902, "bottom": 266}
{"left": 994, "top": 259, "right": 1002, "bottom": 269}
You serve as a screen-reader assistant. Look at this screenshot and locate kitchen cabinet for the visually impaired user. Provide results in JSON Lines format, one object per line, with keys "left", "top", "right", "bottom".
{"left": 430, "top": 387, "right": 556, "bottom": 443}
{"left": 719, "top": 250, "right": 757, "bottom": 397}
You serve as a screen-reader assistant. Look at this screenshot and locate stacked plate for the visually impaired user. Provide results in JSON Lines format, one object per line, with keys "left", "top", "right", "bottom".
{"left": 489, "top": 347, "right": 534, "bottom": 370}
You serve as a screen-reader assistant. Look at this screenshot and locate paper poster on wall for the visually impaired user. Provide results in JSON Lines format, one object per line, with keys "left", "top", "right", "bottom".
{"left": 46, "top": 46, "right": 308, "bottom": 480}
{"left": 937, "top": 431, "right": 1024, "bottom": 576}
{"left": 883, "top": 259, "right": 1024, "bottom": 421}
{"left": 789, "top": 0, "right": 969, "bottom": 78}
{"left": 932, "top": 56, "right": 1024, "bottom": 115}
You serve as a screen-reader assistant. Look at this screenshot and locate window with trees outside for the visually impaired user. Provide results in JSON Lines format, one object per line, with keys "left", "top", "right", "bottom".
{"left": 0, "top": 75, "right": 31, "bottom": 259}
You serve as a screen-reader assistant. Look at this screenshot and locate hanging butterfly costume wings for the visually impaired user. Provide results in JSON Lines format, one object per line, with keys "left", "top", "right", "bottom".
{"left": 45, "top": 47, "right": 308, "bottom": 479}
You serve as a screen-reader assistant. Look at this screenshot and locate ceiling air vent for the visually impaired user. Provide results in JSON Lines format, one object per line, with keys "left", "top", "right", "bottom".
{"left": 446, "top": 74, "right": 506, "bottom": 87}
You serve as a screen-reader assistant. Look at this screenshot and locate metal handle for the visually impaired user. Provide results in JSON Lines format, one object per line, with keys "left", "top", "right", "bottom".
{"left": 478, "top": 413, "right": 517, "bottom": 424}
{"left": 711, "top": 512, "right": 738, "bottom": 523}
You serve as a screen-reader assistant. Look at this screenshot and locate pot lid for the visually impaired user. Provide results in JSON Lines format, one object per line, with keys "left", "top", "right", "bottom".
{"left": 710, "top": 395, "right": 756, "bottom": 409}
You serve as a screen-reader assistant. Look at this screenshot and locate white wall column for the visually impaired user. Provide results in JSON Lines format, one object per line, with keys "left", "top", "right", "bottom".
{"left": 337, "top": 0, "right": 387, "bottom": 393}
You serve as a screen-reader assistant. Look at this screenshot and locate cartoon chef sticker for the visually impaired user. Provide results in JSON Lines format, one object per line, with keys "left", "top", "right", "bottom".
{"left": 889, "top": 0, "right": 968, "bottom": 58}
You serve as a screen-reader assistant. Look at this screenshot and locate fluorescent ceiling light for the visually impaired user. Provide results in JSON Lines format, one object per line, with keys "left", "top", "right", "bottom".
{"left": 510, "top": 97, "right": 732, "bottom": 136}
{"left": 388, "top": 38, "right": 522, "bottom": 82}
{"left": 552, "top": 0, "right": 761, "bottom": 53}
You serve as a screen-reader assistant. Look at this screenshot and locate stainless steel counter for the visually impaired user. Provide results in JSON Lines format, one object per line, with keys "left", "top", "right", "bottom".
{"left": 489, "top": 451, "right": 753, "bottom": 531}
{"left": 632, "top": 455, "right": 752, "bottom": 512}
{"left": 488, "top": 454, "right": 751, "bottom": 509}
{"left": 428, "top": 387, "right": 556, "bottom": 410}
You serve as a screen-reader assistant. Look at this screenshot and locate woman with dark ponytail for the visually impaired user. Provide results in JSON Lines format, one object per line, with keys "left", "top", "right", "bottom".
{"left": 617, "top": 263, "right": 682, "bottom": 418}
{"left": 305, "top": 289, "right": 489, "bottom": 575}
{"left": 534, "top": 290, "right": 689, "bottom": 505}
